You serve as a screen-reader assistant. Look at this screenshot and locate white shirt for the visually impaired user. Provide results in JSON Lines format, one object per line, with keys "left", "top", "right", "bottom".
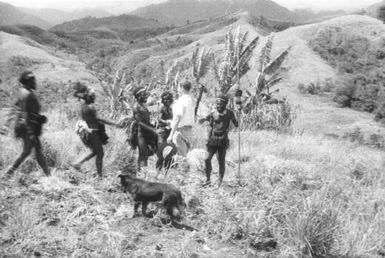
{"left": 172, "top": 93, "right": 195, "bottom": 128}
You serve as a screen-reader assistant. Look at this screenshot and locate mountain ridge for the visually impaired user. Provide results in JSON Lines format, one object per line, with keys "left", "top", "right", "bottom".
{"left": 0, "top": 1, "right": 51, "bottom": 29}
{"left": 20, "top": 7, "right": 111, "bottom": 26}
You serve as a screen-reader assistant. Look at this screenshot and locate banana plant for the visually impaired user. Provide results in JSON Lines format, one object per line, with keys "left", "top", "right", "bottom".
{"left": 212, "top": 26, "right": 260, "bottom": 94}
{"left": 192, "top": 46, "right": 213, "bottom": 117}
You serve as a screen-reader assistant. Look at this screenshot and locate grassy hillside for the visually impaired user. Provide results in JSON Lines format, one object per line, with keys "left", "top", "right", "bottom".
{"left": 132, "top": 0, "right": 345, "bottom": 26}
{"left": 2, "top": 12, "right": 385, "bottom": 258}
{"left": 268, "top": 15, "right": 385, "bottom": 138}
{"left": 0, "top": 31, "right": 98, "bottom": 108}
{"left": 51, "top": 14, "right": 163, "bottom": 32}
{"left": 132, "top": 0, "right": 297, "bottom": 26}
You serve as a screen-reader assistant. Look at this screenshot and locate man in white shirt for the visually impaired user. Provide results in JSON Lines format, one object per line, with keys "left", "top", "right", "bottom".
{"left": 167, "top": 81, "right": 195, "bottom": 156}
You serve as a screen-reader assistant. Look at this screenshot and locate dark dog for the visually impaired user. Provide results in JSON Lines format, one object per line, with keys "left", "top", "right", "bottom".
{"left": 118, "top": 174, "right": 197, "bottom": 231}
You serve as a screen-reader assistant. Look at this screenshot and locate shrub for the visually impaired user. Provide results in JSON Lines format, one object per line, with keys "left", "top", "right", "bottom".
{"left": 333, "top": 79, "right": 356, "bottom": 108}
{"left": 309, "top": 26, "right": 385, "bottom": 117}
{"left": 298, "top": 78, "right": 335, "bottom": 96}
{"left": 241, "top": 99, "right": 298, "bottom": 132}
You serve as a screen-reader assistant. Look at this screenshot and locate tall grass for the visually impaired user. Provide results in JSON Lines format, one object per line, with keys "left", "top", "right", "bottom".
{"left": 1, "top": 109, "right": 385, "bottom": 257}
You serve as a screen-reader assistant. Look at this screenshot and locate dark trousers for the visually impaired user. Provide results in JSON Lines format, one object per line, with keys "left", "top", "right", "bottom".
{"left": 205, "top": 145, "right": 227, "bottom": 183}
{"left": 78, "top": 132, "right": 104, "bottom": 176}
{"left": 7, "top": 135, "right": 50, "bottom": 176}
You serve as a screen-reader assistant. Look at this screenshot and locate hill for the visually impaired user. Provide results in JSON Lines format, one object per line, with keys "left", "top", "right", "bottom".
{"left": 105, "top": 12, "right": 385, "bottom": 138}
{"left": 51, "top": 14, "right": 163, "bottom": 32}
{"left": 0, "top": 1, "right": 51, "bottom": 29}
{"left": 2, "top": 11, "right": 385, "bottom": 258}
{"left": 366, "top": 0, "right": 385, "bottom": 18}
{"left": 0, "top": 31, "right": 98, "bottom": 108}
{"left": 266, "top": 15, "right": 385, "bottom": 139}
{"left": 132, "top": 0, "right": 345, "bottom": 26}
{"left": 19, "top": 7, "right": 111, "bottom": 26}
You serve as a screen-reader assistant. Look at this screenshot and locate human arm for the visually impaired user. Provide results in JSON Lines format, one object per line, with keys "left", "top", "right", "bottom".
{"left": 197, "top": 113, "right": 211, "bottom": 124}
{"left": 98, "top": 118, "right": 124, "bottom": 128}
{"left": 158, "top": 118, "right": 172, "bottom": 126}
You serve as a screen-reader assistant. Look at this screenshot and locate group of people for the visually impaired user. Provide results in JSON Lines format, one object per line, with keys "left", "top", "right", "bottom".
{"left": 4, "top": 71, "right": 239, "bottom": 187}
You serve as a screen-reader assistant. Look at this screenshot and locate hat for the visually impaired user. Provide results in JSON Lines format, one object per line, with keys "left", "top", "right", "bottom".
{"left": 156, "top": 142, "right": 177, "bottom": 160}
{"left": 133, "top": 86, "right": 146, "bottom": 98}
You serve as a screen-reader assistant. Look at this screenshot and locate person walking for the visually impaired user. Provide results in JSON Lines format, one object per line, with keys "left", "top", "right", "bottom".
{"left": 4, "top": 71, "right": 50, "bottom": 179}
{"left": 199, "top": 94, "right": 238, "bottom": 187}
{"left": 71, "top": 83, "right": 122, "bottom": 178}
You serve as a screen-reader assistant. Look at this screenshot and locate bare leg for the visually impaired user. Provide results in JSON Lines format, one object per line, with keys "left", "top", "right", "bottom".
{"left": 6, "top": 135, "right": 33, "bottom": 177}
{"left": 73, "top": 152, "right": 96, "bottom": 169}
{"left": 34, "top": 138, "right": 50, "bottom": 176}
{"left": 203, "top": 146, "right": 216, "bottom": 186}
{"left": 217, "top": 147, "right": 227, "bottom": 187}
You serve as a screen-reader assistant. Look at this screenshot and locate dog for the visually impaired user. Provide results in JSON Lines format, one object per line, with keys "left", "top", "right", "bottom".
{"left": 118, "top": 173, "right": 197, "bottom": 231}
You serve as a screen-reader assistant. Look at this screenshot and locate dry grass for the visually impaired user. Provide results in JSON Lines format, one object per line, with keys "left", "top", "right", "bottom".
{"left": 2, "top": 14, "right": 385, "bottom": 258}
{"left": 1, "top": 108, "right": 385, "bottom": 258}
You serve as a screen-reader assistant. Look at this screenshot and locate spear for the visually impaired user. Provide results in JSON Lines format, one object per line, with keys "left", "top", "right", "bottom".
{"left": 236, "top": 33, "right": 242, "bottom": 186}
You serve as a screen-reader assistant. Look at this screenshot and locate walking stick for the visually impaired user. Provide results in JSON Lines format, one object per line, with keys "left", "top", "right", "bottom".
{"left": 235, "top": 39, "right": 242, "bottom": 186}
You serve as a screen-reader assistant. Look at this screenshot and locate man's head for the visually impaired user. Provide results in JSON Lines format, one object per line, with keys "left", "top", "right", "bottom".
{"left": 133, "top": 86, "right": 148, "bottom": 103}
{"left": 19, "top": 71, "right": 36, "bottom": 90}
{"left": 85, "top": 88, "right": 96, "bottom": 104}
{"left": 216, "top": 94, "right": 229, "bottom": 113}
{"left": 178, "top": 81, "right": 192, "bottom": 95}
{"left": 161, "top": 91, "right": 173, "bottom": 107}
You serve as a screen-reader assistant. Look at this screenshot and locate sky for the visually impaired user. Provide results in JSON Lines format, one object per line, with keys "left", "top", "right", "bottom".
{"left": 2, "top": 0, "right": 382, "bottom": 12}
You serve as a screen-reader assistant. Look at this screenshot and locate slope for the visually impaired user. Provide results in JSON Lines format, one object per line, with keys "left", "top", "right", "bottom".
{"left": 132, "top": 0, "right": 298, "bottom": 26}
{"left": 0, "top": 31, "right": 98, "bottom": 107}
{"left": 0, "top": 1, "right": 51, "bottom": 29}
{"left": 115, "top": 13, "right": 385, "bottom": 138}
{"left": 20, "top": 7, "right": 111, "bottom": 26}
{"left": 51, "top": 14, "right": 163, "bottom": 32}
{"left": 132, "top": 0, "right": 346, "bottom": 26}
{"left": 272, "top": 15, "right": 385, "bottom": 136}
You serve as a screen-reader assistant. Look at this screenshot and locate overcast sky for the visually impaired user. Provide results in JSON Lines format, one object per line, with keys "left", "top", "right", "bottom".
{"left": 3, "top": 0, "right": 382, "bottom": 12}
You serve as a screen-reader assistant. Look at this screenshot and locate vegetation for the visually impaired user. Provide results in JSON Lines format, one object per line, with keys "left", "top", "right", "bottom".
{"left": 378, "top": 5, "right": 385, "bottom": 23}
{"left": 2, "top": 110, "right": 385, "bottom": 257}
{"left": 309, "top": 26, "right": 385, "bottom": 120}
{"left": 2, "top": 8, "right": 385, "bottom": 258}
{"left": 212, "top": 27, "right": 260, "bottom": 94}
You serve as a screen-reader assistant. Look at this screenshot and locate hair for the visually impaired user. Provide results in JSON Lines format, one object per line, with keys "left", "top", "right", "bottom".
{"left": 161, "top": 91, "right": 173, "bottom": 103}
{"left": 180, "top": 81, "right": 192, "bottom": 92}
{"left": 133, "top": 86, "right": 146, "bottom": 99}
{"left": 19, "top": 71, "right": 34, "bottom": 85}
{"left": 216, "top": 94, "right": 229, "bottom": 104}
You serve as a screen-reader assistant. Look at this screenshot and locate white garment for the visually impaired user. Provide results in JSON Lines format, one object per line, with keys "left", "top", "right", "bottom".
{"left": 172, "top": 94, "right": 195, "bottom": 128}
